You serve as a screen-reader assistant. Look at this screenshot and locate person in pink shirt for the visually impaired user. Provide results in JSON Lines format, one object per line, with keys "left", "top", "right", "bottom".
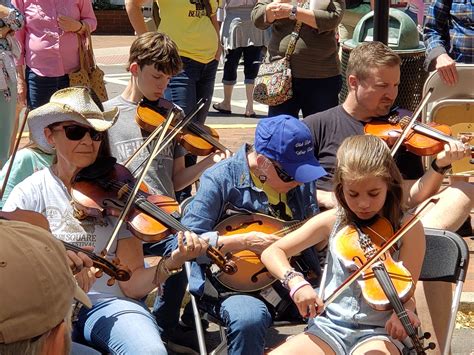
{"left": 13, "top": 0, "right": 97, "bottom": 109}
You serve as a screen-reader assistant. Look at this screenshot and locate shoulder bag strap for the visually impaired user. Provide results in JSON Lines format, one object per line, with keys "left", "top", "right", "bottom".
{"left": 76, "top": 34, "right": 87, "bottom": 72}
{"left": 284, "top": 0, "right": 308, "bottom": 60}
{"left": 84, "top": 30, "right": 97, "bottom": 71}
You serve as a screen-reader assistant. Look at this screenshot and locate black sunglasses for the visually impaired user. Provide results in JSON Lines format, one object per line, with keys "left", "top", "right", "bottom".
{"left": 53, "top": 125, "right": 104, "bottom": 142}
{"left": 272, "top": 162, "right": 294, "bottom": 183}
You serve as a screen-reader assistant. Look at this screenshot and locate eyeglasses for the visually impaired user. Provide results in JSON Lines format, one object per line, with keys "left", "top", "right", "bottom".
{"left": 53, "top": 125, "right": 105, "bottom": 142}
{"left": 272, "top": 162, "right": 294, "bottom": 183}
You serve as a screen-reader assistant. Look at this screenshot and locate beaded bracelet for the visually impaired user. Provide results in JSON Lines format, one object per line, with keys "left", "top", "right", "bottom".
{"left": 281, "top": 268, "right": 304, "bottom": 290}
{"left": 289, "top": 280, "right": 311, "bottom": 299}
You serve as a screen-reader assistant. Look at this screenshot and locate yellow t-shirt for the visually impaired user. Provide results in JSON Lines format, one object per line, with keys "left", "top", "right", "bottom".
{"left": 156, "top": 0, "right": 219, "bottom": 64}
{"left": 250, "top": 172, "right": 293, "bottom": 220}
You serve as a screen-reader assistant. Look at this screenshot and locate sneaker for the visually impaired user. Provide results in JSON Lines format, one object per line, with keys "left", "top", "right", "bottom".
{"left": 164, "top": 324, "right": 201, "bottom": 355}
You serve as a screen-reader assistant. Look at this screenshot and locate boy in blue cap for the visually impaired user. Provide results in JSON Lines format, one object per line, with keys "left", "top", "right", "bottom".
{"left": 181, "top": 115, "right": 326, "bottom": 355}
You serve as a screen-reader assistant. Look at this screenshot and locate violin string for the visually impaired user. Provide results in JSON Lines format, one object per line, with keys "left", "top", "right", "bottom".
{"left": 187, "top": 122, "right": 229, "bottom": 152}
{"left": 101, "top": 179, "right": 186, "bottom": 233}
{"left": 103, "top": 180, "right": 229, "bottom": 259}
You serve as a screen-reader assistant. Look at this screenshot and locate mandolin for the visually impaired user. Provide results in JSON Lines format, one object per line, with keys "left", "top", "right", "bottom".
{"left": 213, "top": 213, "right": 307, "bottom": 292}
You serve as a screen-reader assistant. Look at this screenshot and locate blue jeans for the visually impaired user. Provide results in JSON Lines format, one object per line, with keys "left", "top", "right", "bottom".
{"left": 223, "top": 46, "right": 264, "bottom": 85}
{"left": 165, "top": 56, "right": 218, "bottom": 125}
{"left": 268, "top": 75, "right": 342, "bottom": 118}
{"left": 73, "top": 298, "right": 167, "bottom": 355}
{"left": 165, "top": 56, "right": 219, "bottom": 201}
{"left": 26, "top": 66, "right": 69, "bottom": 109}
{"left": 144, "top": 236, "right": 188, "bottom": 338}
{"left": 203, "top": 294, "right": 273, "bottom": 355}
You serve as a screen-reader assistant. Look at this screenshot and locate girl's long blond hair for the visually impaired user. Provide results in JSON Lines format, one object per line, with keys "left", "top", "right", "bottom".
{"left": 333, "top": 135, "right": 405, "bottom": 229}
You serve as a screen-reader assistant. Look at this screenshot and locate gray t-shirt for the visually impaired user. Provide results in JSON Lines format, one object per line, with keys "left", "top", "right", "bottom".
{"left": 3, "top": 168, "right": 130, "bottom": 304}
{"left": 104, "top": 95, "right": 187, "bottom": 198}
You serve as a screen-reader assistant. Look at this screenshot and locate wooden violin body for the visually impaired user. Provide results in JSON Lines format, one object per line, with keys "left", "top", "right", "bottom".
{"left": 0, "top": 209, "right": 131, "bottom": 284}
{"left": 214, "top": 213, "right": 306, "bottom": 292}
{"left": 135, "top": 99, "right": 230, "bottom": 156}
{"left": 365, "top": 116, "right": 456, "bottom": 156}
{"left": 333, "top": 217, "right": 415, "bottom": 311}
{"left": 71, "top": 161, "right": 180, "bottom": 243}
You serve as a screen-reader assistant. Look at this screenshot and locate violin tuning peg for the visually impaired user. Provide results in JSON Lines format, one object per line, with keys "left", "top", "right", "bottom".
{"left": 107, "top": 277, "right": 116, "bottom": 286}
{"left": 422, "top": 331, "right": 431, "bottom": 340}
{"left": 112, "top": 257, "right": 120, "bottom": 265}
{"left": 424, "top": 342, "right": 436, "bottom": 351}
{"left": 94, "top": 269, "right": 104, "bottom": 278}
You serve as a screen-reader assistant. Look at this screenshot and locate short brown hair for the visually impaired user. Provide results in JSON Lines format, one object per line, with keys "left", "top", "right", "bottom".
{"left": 346, "top": 41, "right": 401, "bottom": 83}
{"left": 127, "top": 32, "right": 182, "bottom": 76}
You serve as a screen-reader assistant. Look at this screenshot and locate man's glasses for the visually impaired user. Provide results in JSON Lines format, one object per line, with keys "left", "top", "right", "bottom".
{"left": 53, "top": 125, "right": 104, "bottom": 142}
{"left": 272, "top": 162, "right": 294, "bottom": 183}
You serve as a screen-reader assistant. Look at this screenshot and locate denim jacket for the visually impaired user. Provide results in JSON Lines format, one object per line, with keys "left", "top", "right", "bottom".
{"left": 181, "top": 144, "right": 321, "bottom": 296}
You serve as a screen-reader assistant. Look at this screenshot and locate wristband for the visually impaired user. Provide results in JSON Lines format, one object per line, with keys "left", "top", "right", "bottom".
{"left": 431, "top": 158, "right": 451, "bottom": 175}
{"left": 289, "top": 280, "right": 311, "bottom": 299}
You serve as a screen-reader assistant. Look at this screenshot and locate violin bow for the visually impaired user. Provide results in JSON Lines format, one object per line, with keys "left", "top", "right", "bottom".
{"left": 103, "top": 104, "right": 177, "bottom": 253}
{"left": 390, "top": 88, "right": 434, "bottom": 157}
{"left": 322, "top": 197, "right": 439, "bottom": 309}
{"left": 0, "top": 108, "right": 30, "bottom": 201}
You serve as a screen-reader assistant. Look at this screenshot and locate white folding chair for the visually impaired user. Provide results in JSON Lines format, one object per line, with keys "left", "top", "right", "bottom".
{"left": 421, "top": 64, "right": 474, "bottom": 122}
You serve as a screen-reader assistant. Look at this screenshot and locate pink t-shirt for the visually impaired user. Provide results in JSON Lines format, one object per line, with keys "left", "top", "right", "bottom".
{"left": 13, "top": 0, "right": 97, "bottom": 77}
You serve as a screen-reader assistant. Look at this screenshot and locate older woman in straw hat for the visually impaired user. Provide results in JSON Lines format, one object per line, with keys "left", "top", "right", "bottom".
{"left": 3, "top": 87, "right": 208, "bottom": 355}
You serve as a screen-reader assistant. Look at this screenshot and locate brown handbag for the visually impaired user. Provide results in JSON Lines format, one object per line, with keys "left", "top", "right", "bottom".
{"left": 69, "top": 32, "right": 108, "bottom": 102}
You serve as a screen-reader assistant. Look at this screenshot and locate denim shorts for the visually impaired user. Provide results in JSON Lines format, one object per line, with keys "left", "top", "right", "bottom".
{"left": 305, "top": 315, "right": 406, "bottom": 354}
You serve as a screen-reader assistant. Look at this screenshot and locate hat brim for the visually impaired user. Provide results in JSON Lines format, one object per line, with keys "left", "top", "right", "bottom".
{"left": 74, "top": 284, "right": 92, "bottom": 309}
{"left": 28, "top": 102, "right": 119, "bottom": 154}
{"left": 283, "top": 158, "right": 327, "bottom": 184}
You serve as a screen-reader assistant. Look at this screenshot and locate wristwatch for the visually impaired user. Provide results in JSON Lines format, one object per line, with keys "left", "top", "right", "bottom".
{"left": 289, "top": 5, "right": 298, "bottom": 20}
{"left": 431, "top": 158, "right": 451, "bottom": 175}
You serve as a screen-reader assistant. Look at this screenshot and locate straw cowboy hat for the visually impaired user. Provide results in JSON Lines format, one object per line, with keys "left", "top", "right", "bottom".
{"left": 28, "top": 87, "right": 119, "bottom": 154}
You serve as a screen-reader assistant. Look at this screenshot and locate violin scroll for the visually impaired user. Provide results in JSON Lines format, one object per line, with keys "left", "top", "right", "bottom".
{"left": 0, "top": 209, "right": 132, "bottom": 284}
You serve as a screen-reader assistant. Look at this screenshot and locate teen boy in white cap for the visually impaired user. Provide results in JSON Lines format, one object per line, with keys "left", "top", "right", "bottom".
{"left": 181, "top": 115, "right": 327, "bottom": 355}
{"left": 0, "top": 218, "right": 92, "bottom": 355}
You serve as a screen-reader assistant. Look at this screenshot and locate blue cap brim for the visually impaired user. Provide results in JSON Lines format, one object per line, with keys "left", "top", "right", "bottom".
{"left": 283, "top": 159, "right": 327, "bottom": 184}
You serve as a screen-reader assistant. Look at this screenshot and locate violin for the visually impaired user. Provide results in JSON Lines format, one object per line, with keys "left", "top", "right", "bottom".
{"left": 136, "top": 98, "right": 232, "bottom": 156}
{"left": 70, "top": 158, "right": 238, "bottom": 275}
{"left": 364, "top": 115, "right": 460, "bottom": 156}
{"left": 0, "top": 209, "right": 131, "bottom": 284}
{"left": 333, "top": 216, "right": 436, "bottom": 354}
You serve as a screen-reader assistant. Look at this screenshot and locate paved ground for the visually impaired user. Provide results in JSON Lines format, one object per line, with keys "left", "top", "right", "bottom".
{"left": 90, "top": 35, "right": 474, "bottom": 354}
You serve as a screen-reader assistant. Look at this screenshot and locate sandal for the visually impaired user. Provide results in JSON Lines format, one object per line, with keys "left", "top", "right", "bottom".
{"left": 212, "top": 103, "right": 232, "bottom": 115}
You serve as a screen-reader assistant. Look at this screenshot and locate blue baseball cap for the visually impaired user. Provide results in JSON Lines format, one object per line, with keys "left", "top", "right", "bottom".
{"left": 254, "top": 115, "right": 327, "bottom": 183}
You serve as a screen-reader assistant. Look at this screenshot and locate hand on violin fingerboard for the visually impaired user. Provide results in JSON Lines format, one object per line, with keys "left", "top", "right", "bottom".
{"left": 170, "top": 231, "right": 208, "bottom": 266}
{"left": 435, "top": 140, "right": 471, "bottom": 168}
{"left": 211, "top": 149, "right": 232, "bottom": 163}
{"left": 385, "top": 309, "right": 420, "bottom": 340}
{"left": 66, "top": 246, "right": 94, "bottom": 274}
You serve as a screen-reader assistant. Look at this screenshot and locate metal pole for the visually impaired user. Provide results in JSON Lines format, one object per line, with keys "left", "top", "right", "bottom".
{"left": 373, "top": 0, "right": 389, "bottom": 44}
{"left": 185, "top": 262, "right": 207, "bottom": 355}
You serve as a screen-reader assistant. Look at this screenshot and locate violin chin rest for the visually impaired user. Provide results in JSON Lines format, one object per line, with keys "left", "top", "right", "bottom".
{"left": 76, "top": 157, "right": 117, "bottom": 180}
